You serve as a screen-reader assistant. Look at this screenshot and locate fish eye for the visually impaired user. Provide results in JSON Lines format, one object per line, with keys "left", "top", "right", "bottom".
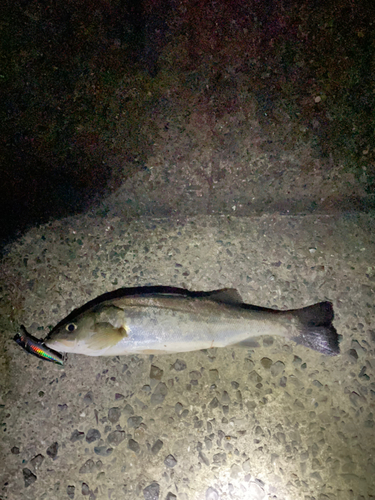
{"left": 66, "top": 323, "right": 77, "bottom": 333}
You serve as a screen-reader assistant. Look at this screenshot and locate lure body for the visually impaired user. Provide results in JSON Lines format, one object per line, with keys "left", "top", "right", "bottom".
{"left": 14, "top": 326, "right": 64, "bottom": 365}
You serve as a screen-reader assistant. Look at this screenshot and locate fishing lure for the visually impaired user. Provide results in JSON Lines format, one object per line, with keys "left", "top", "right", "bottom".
{"left": 14, "top": 326, "right": 64, "bottom": 365}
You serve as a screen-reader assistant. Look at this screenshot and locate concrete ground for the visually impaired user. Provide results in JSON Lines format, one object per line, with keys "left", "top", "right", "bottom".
{"left": 0, "top": 211, "right": 374, "bottom": 500}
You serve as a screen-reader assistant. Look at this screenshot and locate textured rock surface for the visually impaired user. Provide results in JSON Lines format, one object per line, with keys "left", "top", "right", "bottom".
{"left": 1, "top": 214, "right": 375, "bottom": 499}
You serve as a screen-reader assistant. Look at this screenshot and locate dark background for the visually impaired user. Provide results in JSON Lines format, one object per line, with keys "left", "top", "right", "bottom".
{"left": 1, "top": 0, "right": 374, "bottom": 249}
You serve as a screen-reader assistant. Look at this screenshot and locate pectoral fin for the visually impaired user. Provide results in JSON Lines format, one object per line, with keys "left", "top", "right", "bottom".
{"left": 86, "top": 323, "right": 128, "bottom": 350}
{"left": 96, "top": 306, "right": 127, "bottom": 329}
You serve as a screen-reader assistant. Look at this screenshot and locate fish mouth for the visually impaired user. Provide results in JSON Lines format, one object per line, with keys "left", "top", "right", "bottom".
{"left": 44, "top": 339, "right": 76, "bottom": 353}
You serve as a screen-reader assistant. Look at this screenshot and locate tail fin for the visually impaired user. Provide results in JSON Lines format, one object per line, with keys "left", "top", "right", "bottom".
{"left": 291, "top": 302, "right": 340, "bottom": 356}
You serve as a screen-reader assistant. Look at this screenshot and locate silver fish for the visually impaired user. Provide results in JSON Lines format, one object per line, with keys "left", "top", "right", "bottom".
{"left": 43, "top": 286, "right": 340, "bottom": 357}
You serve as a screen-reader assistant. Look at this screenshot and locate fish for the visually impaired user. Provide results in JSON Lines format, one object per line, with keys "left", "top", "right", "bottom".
{"left": 42, "top": 286, "right": 340, "bottom": 357}
{"left": 14, "top": 325, "right": 64, "bottom": 365}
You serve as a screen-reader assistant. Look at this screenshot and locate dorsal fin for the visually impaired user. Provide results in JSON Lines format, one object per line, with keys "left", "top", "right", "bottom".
{"left": 206, "top": 289, "right": 243, "bottom": 304}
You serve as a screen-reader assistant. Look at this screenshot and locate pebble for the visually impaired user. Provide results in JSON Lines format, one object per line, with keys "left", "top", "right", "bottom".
{"left": 86, "top": 429, "right": 101, "bottom": 444}
{"left": 46, "top": 442, "right": 58, "bottom": 459}
{"left": 260, "top": 357, "right": 272, "bottom": 369}
{"left": 290, "top": 375, "right": 303, "bottom": 389}
{"left": 206, "top": 487, "right": 219, "bottom": 500}
{"left": 82, "top": 483, "right": 90, "bottom": 495}
{"left": 213, "top": 453, "right": 226, "bottom": 465}
{"left": 151, "top": 383, "right": 168, "bottom": 405}
{"left": 128, "top": 439, "right": 140, "bottom": 453}
{"left": 242, "top": 459, "right": 251, "bottom": 472}
{"left": 175, "top": 402, "right": 183, "bottom": 415}
{"left": 199, "top": 451, "right": 210, "bottom": 466}
{"left": 151, "top": 439, "right": 163, "bottom": 455}
{"left": 124, "top": 404, "right": 134, "bottom": 416}
{"left": 358, "top": 366, "right": 367, "bottom": 378}
{"left": 209, "top": 397, "right": 219, "bottom": 409}
{"left": 83, "top": 392, "right": 94, "bottom": 405}
{"left": 263, "top": 337, "right": 274, "bottom": 346}
{"left": 150, "top": 365, "right": 163, "bottom": 380}
{"left": 189, "top": 370, "right": 202, "bottom": 380}
{"left": 294, "top": 399, "right": 305, "bottom": 409}
{"left": 164, "top": 454, "right": 177, "bottom": 467}
{"left": 221, "top": 391, "right": 230, "bottom": 404}
{"left": 143, "top": 482, "right": 160, "bottom": 500}
{"left": 248, "top": 481, "right": 265, "bottom": 499}
{"left": 230, "top": 464, "right": 241, "bottom": 478}
{"left": 312, "top": 379, "right": 323, "bottom": 388}
{"left": 293, "top": 355, "right": 302, "bottom": 366}
{"left": 108, "top": 407, "right": 121, "bottom": 424}
{"left": 255, "top": 425, "right": 263, "bottom": 436}
{"left": 347, "top": 349, "right": 358, "bottom": 363}
{"left": 94, "top": 445, "right": 113, "bottom": 456}
{"left": 30, "top": 454, "right": 45, "bottom": 470}
{"left": 107, "top": 430, "right": 125, "bottom": 446}
{"left": 71, "top": 430, "right": 85, "bottom": 442}
{"left": 128, "top": 416, "right": 143, "bottom": 428}
{"left": 205, "top": 437, "right": 212, "bottom": 450}
{"left": 249, "top": 371, "right": 262, "bottom": 383}
{"left": 67, "top": 485, "right": 75, "bottom": 499}
{"left": 351, "top": 340, "right": 366, "bottom": 355}
{"left": 270, "top": 361, "right": 285, "bottom": 376}
{"left": 165, "top": 493, "right": 177, "bottom": 500}
{"left": 172, "top": 359, "right": 186, "bottom": 371}
{"left": 23, "top": 468, "right": 37, "bottom": 487}
{"left": 310, "top": 471, "right": 322, "bottom": 482}
{"left": 79, "top": 459, "right": 95, "bottom": 474}
{"left": 245, "top": 359, "right": 254, "bottom": 370}
{"left": 349, "top": 391, "right": 366, "bottom": 407}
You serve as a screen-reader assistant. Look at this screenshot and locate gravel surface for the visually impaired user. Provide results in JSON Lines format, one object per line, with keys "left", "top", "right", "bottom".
{"left": 0, "top": 213, "right": 374, "bottom": 499}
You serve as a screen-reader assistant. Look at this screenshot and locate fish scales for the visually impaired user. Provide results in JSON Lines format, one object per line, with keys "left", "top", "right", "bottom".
{"left": 101, "top": 295, "right": 291, "bottom": 354}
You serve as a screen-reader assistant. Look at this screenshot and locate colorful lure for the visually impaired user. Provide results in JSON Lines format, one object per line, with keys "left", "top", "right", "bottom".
{"left": 14, "top": 326, "right": 64, "bottom": 365}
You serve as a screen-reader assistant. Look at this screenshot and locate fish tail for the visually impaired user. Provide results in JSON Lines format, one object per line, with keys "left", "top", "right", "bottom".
{"left": 291, "top": 301, "right": 340, "bottom": 356}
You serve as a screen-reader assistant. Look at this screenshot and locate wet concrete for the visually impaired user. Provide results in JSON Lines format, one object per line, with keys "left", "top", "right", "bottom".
{"left": 1, "top": 213, "right": 374, "bottom": 500}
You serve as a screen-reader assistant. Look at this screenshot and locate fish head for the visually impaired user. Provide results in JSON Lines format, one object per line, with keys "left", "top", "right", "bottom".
{"left": 44, "top": 311, "right": 98, "bottom": 354}
{"left": 44, "top": 305, "right": 129, "bottom": 355}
